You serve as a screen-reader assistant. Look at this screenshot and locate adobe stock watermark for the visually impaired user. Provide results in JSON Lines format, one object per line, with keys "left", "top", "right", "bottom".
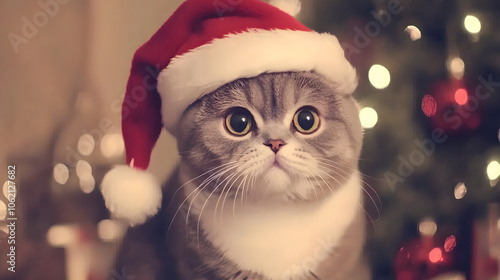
{"left": 384, "top": 74, "right": 500, "bottom": 189}
{"left": 7, "top": 0, "right": 71, "bottom": 54}
{"left": 341, "top": 0, "right": 411, "bottom": 59}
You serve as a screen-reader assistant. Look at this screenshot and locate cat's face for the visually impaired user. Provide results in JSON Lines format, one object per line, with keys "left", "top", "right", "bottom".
{"left": 176, "top": 72, "right": 362, "bottom": 203}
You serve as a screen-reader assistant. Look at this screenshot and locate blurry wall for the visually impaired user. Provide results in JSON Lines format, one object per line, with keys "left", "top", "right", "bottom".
{"left": 0, "top": 0, "right": 182, "bottom": 185}
{"left": 0, "top": 1, "right": 182, "bottom": 279}
{"left": 84, "top": 0, "right": 181, "bottom": 181}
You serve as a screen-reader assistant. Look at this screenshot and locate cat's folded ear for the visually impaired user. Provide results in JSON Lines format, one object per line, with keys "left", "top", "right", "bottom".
{"left": 101, "top": 165, "right": 162, "bottom": 226}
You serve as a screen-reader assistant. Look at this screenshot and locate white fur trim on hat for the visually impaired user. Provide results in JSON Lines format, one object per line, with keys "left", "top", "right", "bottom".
{"left": 157, "top": 29, "right": 358, "bottom": 134}
{"left": 101, "top": 165, "right": 162, "bottom": 226}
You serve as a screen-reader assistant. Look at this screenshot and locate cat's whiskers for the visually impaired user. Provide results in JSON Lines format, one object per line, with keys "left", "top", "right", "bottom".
{"left": 213, "top": 169, "right": 246, "bottom": 224}
{"left": 304, "top": 171, "right": 319, "bottom": 200}
{"left": 186, "top": 165, "right": 240, "bottom": 219}
{"left": 168, "top": 161, "right": 240, "bottom": 208}
{"left": 310, "top": 168, "right": 327, "bottom": 198}
{"left": 297, "top": 172, "right": 307, "bottom": 198}
{"left": 315, "top": 166, "right": 375, "bottom": 227}
{"left": 249, "top": 168, "right": 258, "bottom": 197}
{"left": 241, "top": 170, "right": 253, "bottom": 204}
{"left": 184, "top": 169, "right": 236, "bottom": 243}
{"left": 217, "top": 170, "right": 246, "bottom": 225}
{"left": 314, "top": 157, "right": 380, "bottom": 180}
{"left": 186, "top": 164, "right": 240, "bottom": 225}
{"left": 232, "top": 172, "right": 250, "bottom": 219}
{"left": 316, "top": 162, "right": 380, "bottom": 224}
{"left": 169, "top": 167, "right": 235, "bottom": 237}
{"left": 314, "top": 159, "right": 382, "bottom": 221}
{"left": 315, "top": 157, "right": 382, "bottom": 203}
{"left": 307, "top": 167, "right": 336, "bottom": 197}
{"left": 297, "top": 172, "right": 314, "bottom": 201}
{"left": 167, "top": 163, "right": 239, "bottom": 236}
{"left": 195, "top": 167, "right": 244, "bottom": 245}
{"left": 241, "top": 169, "right": 255, "bottom": 204}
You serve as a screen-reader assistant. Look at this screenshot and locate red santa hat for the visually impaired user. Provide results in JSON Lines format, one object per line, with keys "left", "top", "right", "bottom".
{"left": 101, "top": 0, "right": 358, "bottom": 226}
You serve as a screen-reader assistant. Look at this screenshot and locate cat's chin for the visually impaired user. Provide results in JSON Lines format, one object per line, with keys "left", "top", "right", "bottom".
{"left": 262, "top": 165, "right": 291, "bottom": 191}
{"left": 250, "top": 165, "right": 313, "bottom": 203}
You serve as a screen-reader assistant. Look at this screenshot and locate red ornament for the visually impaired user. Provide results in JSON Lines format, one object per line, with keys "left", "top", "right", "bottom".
{"left": 421, "top": 94, "right": 437, "bottom": 117}
{"left": 425, "top": 79, "right": 482, "bottom": 133}
{"left": 428, "top": 247, "right": 443, "bottom": 263}
{"left": 395, "top": 236, "right": 458, "bottom": 280}
{"left": 454, "top": 89, "right": 468, "bottom": 105}
{"left": 444, "top": 235, "right": 457, "bottom": 252}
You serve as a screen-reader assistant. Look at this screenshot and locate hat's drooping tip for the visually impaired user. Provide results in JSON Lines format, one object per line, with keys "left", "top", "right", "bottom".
{"left": 101, "top": 164, "right": 162, "bottom": 226}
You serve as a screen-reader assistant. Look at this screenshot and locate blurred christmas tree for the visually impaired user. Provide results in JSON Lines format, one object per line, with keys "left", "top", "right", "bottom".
{"left": 308, "top": 0, "right": 500, "bottom": 278}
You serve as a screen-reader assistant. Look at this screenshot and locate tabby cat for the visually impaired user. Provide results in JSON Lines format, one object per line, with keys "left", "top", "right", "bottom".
{"left": 116, "top": 71, "right": 370, "bottom": 280}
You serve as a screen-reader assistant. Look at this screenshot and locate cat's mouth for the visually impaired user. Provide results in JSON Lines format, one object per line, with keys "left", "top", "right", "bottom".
{"left": 265, "top": 155, "right": 290, "bottom": 178}
{"left": 271, "top": 157, "right": 284, "bottom": 168}
{"left": 267, "top": 155, "right": 290, "bottom": 174}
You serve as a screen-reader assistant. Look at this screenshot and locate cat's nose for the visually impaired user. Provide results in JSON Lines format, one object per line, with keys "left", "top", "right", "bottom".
{"left": 264, "top": 139, "right": 286, "bottom": 153}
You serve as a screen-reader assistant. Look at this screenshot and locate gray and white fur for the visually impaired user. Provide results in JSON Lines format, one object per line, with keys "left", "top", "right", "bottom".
{"left": 115, "top": 71, "right": 370, "bottom": 280}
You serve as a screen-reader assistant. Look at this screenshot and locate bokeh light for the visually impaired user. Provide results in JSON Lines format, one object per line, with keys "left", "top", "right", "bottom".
{"left": 368, "top": 64, "right": 391, "bottom": 89}
{"left": 76, "top": 160, "right": 92, "bottom": 179}
{"left": 464, "top": 15, "right": 481, "bottom": 34}
{"left": 419, "top": 217, "right": 437, "bottom": 236}
{"left": 77, "top": 134, "right": 95, "bottom": 156}
{"left": 79, "top": 175, "right": 96, "bottom": 194}
{"left": 3, "top": 181, "right": 15, "bottom": 199}
{"left": 101, "top": 133, "right": 125, "bottom": 158}
{"left": 404, "top": 25, "right": 421, "bottom": 41}
{"left": 0, "top": 201, "right": 6, "bottom": 220}
{"left": 429, "top": 247, "right": 443, "bottom": 263}
{"left": 454, "top": 182, "right": 467, "bottom": 199}
{"left": 359, "top": 107, "right": 378, "bottom": 129}
{"left": 53, "top": 163, "right": 69, "bottom": 185}
{"left": 444, "top": 235, "right": 457, "bottom": 252}
{"left": 434, "top": 273, "right": 466, "bottom": 280}
{"left": 487, "top": 160, "right": 500, "bottom": 181}
{"left": 449, "top": 57, "right": 465, "bottom": 79}
{"left": 454, "top": 89, "right": 468, "bottom": 105}
{"left": 47, "top": 225, "right": 77, "bottom": 247}
{"left": 97, "top": 219, "right": 124, "bottom": 241}
{"left": 421, "top": 95, "right": 437, "bottom": 117}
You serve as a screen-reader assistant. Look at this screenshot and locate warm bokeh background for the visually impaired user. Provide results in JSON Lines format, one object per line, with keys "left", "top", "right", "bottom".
{"left": 1, "top": 0, "right": 500, "bottom": 279}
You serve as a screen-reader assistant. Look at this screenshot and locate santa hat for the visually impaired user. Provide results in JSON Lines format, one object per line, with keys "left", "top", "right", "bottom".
{"left": 101, "top": 0, "right": 358, "bottom": 226}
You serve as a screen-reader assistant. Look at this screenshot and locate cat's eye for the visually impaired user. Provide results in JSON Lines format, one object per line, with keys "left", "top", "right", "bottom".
{"left": 293, "top": 108, "right": 320, "bottom": 134}
{"left": 225, "top": 108, "right": 253, "bottom": 136}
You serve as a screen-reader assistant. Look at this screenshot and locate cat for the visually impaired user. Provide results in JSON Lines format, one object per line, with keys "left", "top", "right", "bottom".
{"left": 115, "top": 71, "right": 370, "bottom": 280}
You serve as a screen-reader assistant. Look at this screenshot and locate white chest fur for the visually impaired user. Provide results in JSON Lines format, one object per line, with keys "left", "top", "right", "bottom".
{"left": 185, "top": 172, "right": 362, "bottom": 280}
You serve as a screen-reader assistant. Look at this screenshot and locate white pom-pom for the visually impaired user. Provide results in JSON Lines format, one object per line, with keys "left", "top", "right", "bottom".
{"left": 101, "top": 165, "right": 162, "bottom": 226}
{"left": 268, "top": 0, "right": 301, "bottom": 17}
